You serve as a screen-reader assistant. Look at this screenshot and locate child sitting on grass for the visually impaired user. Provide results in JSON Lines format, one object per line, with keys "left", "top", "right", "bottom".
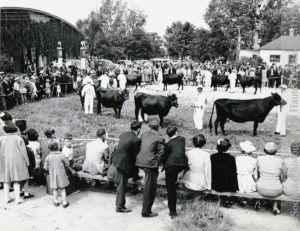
{"left": 44, "top": 139, "right": 76, "bottom": 208}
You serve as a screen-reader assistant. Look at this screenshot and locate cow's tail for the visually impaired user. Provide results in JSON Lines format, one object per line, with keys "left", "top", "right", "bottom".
{"left": 209, "top": 101, "right": 216, "bottom": 133}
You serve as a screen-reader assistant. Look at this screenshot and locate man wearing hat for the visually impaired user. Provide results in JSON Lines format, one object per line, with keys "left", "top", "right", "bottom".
{"left": 81, "top": 79, "right": 96, "bottom": 114}
{"left": 193, "top": 85, "right": 207, "bottom": 130}
{"left": 136, "top": 120, "right": 165, "bottom": 217}
{"left": 275, "top": 84, "right": 288, "bottom": 136}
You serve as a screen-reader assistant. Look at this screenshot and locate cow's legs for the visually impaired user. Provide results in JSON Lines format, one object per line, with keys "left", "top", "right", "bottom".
{"left": 214, "top": 117, "right": 220, "bottom": 135}
{"left": 141, "top": 110, "right": 146, "bottom": 122}
{"left": 254, "top": 87, "right": 258, "bottom": 95}
{"left": 220, "top": 119, "right": 227, "bottom": 136}
{"left": 113, "top": 107, "right": 118, "bottom": 118}
{"left": 97, "top": 100, "right": 102, "bottom": 114}
{"left": 253, "top": 121, "right": 259, "bottom": 136}
{"left": 225, "top": 85, "right": 229, "bottom": 91}
{"left": 118, "top": 108, "right": 121, "bottom": 118}
{"left": 159, "top": 115, "right": 164, "bottom": 127}
{"left": 135, "top": 106, "right": 140, "bottom": 121}
{"left": 243, "top": 87, "right": 246, "bottom": 93}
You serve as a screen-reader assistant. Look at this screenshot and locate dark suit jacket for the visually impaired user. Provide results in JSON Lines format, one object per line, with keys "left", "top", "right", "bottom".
{"left": 211, "top": 152, "right": 239, "bottom": 192}
{"left": 163, "top": 136, "right": 188, "bottom": 170}
{"left": 136, "top": 130, "right": 165, "bottom": 168}
{"left": 111, "top": 131, "right": 141, "bottom": 176}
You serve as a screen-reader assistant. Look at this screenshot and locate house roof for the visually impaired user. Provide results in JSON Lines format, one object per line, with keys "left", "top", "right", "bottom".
{"left": 260, "top": 36, "right": 300, "bottom": 51}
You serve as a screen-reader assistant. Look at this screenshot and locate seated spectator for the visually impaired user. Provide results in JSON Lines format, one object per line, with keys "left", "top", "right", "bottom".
{"left": 211, "top": 139, "right": 238, "bottom": 193}
{"left": 257, "top": 142, "right": 283, "bottom": 215}
{"left": 182, "top": 134, "right": 211, "bottom": 191}
{"left": 236, "top": 141, "right": 258, "bottom": 193}
{"left": 283, "top": 142, "right": 300, "bottom": 198}
{"left": 62, "top": 133, "right": 84, "bottom": 171}
{"left": 82, "top": 129, "right": 109, "bottom": 175}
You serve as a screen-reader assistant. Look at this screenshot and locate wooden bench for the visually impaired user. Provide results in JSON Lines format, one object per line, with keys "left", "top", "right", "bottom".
{"left": 75, "top": 171, "right": 300, "bottom": 202}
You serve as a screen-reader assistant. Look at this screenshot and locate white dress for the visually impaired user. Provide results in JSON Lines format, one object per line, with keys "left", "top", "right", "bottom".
{"left": 193, "top": 93, "right": 207, "bottom": 130}
{"left": 235, "top": 155, "right": 258, "bottom": 193}
{"left": 183, "top": 149, "right": 211, "bottom": 191}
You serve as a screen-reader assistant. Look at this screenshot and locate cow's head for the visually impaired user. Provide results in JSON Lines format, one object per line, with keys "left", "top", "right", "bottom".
{"left": 271, "top": 92, "right": 286, "bottom": 106}
{"left": 168, "top": 93, "right": 179, "bottom": 108}
{"left": 120, "top": 89, "right": 130, "bottom": 101}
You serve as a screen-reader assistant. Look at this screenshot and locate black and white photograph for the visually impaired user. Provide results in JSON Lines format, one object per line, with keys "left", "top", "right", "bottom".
{"left": 0, "top": 0, "right": 300, "bottom": 230}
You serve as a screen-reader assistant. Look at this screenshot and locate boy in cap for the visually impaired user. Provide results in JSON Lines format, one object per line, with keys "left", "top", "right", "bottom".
{"left": 275, "top": 84, "right": 288, "bottom": 136}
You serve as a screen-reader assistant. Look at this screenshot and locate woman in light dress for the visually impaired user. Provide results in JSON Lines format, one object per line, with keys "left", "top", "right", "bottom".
{"left": 236, "top": 141, "right": 258, "bottom": 194}
{"left": 182, "top": 134, "right": 211, "bottom": 191}
{"left": 282, "top": 142, "right": 300, "bottom": 198}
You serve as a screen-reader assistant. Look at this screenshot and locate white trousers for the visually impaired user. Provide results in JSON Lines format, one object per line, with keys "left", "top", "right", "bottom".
{"left": 84, "top": 97, "right": 94, "bottom": 114}
{"left": 275, "top": 107, "right": 287, "bottom": 135}
{"left": 205, "top": 78, "right": 211, "bottom": 89}
{"left": 193, "top": 107, "right": 205, "bottom": 130}
{"left": 229, "top": 79, "right": 235, "bottom": 92}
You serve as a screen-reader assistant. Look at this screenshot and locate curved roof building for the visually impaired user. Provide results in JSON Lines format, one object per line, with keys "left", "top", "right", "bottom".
{"left": 0, "top": 7, "right": 84, "bottom": 72}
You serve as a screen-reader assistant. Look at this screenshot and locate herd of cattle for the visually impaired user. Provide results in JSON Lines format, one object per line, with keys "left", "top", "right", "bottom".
{"left": 79, "top": 73, "right": 286, "bottom": 137}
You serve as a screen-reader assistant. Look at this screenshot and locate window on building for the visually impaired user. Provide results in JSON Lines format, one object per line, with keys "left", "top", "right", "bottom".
{"left": 270, "top": 55, "right": 280, "bottom": 63}
{"left": 288, "top": 54, "right": 297, "bottom": 64}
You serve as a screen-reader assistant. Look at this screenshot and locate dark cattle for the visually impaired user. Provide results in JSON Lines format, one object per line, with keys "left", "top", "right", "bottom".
{"left": 162, "top": 73, "right": 184, "bottom": 91}
{"left": 134, "top": 92, "right": 178, "bottom": 126}
{"left": 96, "top": 88, "right": 129, "bottom": 118}
{"left": 208, "top": 93, "right": 285, "bottom": 136}
{"left": 126, "top": 73, "right": 142, "bottom": 91}
{"left": 211, "top": 75, "right": 229, "bottom": 91}
{"left": 237, "top": 74, "right": 262, "bottom": 94}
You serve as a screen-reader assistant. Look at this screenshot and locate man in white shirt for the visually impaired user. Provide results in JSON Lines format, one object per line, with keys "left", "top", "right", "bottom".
{"left": 275, "top": 84, "right": 288, "bottom": 136}
{"left": 98, "top": 71, "right": 110, "bottom": 88}
{"left": 82, "top": 129, "right": 109, "bottom": 175}
{"left": 81, "top": 80, "right": 96, "bottom": 114}
{"left": 228, "top": 69, "right": 237, "bottom": 93}
{"left": 204, "top": 68, "right": 212, "bottom": 90}
{"left": 193, "top": 85, "right": 207, "bottom": 130}
{"left": 117, "top": 70, "right": 127, "bottom": 90}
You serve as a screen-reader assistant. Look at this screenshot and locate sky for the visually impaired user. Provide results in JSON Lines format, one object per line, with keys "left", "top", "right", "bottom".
{"left": 0, "top": 0, "right": 211, "bottom": 36}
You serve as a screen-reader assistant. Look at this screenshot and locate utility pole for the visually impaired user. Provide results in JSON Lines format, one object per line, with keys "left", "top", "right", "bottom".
{"left": 236, "top": 26, "right": 242, "bottom": 62}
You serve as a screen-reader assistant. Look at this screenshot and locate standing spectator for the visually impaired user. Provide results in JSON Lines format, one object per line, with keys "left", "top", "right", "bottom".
{"left": 98, "top": 71, "right": 110, "bottom": 89}
{"left": 275, "top": 84, "right": 288, "bottom": 136}
{"left": 136, "top": 120, "right": 165, "bottom": 217}
{"left": 183, "top": 134, "right": 211, "bottom": 191}
{"left": 193, "top": 85, "right": 207, "bottom": 130}
{"left": 82, "top": 129, "right": 109, "bottom": 175}
{"left": 203, "top": 68, "right": 212, "bottom": 90}
{"left": 261, "top": 66, "right": 268, "bottom": 87}
{"left": 228, "top": 69, "right": 237, "bottom": 93}
{"left": 112, "top": 121, "right": 142, "bottom": 213}
{"left": 13, "top": 78, "right": 22, "bottom": 106}
{"left": 45, "top": 79, "right": 51, "bottom": 98}
{"left": 117, "top": 70, "right": 127, "bottom": 90}
{"left": 257, "top": 142, "right": 283, "bottom": 215}
{"left": 81, "top": 79, "right": 96, "bottom": 115}
{"left": 0, "top": 121, "right": 30, "bottom": 204}
{"left": 44, "top": 139, "right": 76, "bottom": 208}
{"left": 162, "top": 126, "right": 188, "bottom": 218}
{"left": 267, "top": 66, "right": 275, "bottom": 88}
{"left": 0, "top": 77, "right": 7, "bottom": 110}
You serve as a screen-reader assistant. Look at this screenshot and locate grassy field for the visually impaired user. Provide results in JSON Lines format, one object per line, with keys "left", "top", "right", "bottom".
{"left": 8, "top": 85, "right": 300, "bottom": 154}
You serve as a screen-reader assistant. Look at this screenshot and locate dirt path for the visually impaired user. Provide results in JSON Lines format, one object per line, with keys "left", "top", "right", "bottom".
{"left": 0, "top": 186, "right": 171, "bottom": 231}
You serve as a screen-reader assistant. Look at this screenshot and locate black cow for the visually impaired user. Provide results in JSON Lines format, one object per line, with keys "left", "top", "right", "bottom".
{"left": 126, "top": 73, "right": 142, "bottom": 91}
{"left": 163, "top": 73, "right": 184, "bottom": 91}
{"left": 237, "top": 74, "right": 262, "bottom": 94}
{"left": 211, "top": 75, "right": 230, "bottom": 91}
{"left": 96, "top": 88, "right": 129, "bottom": 118}
{"left": 208, "top": 92, "right": 286, "bottom": 136}
{"left": 134, "top": 92, "right": 178, "bottom": 126}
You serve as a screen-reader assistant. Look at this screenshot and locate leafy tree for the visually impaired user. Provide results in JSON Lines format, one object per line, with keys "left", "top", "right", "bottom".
{"left": 164, "top": 21, "right": 195, "bottom": 59}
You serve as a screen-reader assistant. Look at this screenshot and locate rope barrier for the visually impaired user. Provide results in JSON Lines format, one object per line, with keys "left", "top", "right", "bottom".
{"left": 38, "top": 136, "right": 291, "bottom": 156}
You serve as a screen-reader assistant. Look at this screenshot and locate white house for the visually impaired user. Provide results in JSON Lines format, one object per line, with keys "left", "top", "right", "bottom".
{"left": 240, "top": 28, "right": 300, "bottom": 67}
